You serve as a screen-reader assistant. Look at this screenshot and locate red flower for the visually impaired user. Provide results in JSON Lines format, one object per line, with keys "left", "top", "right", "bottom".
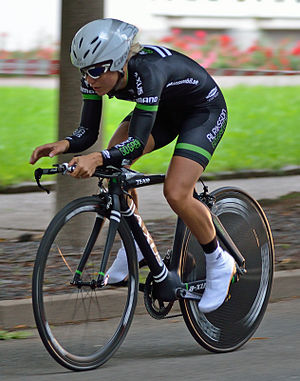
{"left": 160, "top": 36, "right": 174, "bottom": 43}
{"left": 279, "top": 56, "right": 290, "bottom": 66}
{"left": 171, "top": 28, "right": 181, "bottom": 35}
{"left": 291, "top": 42, "right": 300, "bottom": 55}
{"left": 173, "top": 40, "right": 189, "bottom": 50}
{"left": 195, "top": 30, "right": 206, "bottom": 39}
{"left": 247, "top": 45, "right": 260, "bottom": 53}
{"left": 220, "top": 35, "right": 232, "bottom": 47}
{"left": 264, "top": 48, "right": 273, "bottom": 58}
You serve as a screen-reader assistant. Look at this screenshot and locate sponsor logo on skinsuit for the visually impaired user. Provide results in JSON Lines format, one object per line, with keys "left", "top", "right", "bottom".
{"left": 205, "top": 86, "right": 219, "bottom": 102}
{"left": 136, "top": 96, "right": 159, "bottom": 104}
{"left": 166, "top": 77, "right": 199, "bottom": 87}
{"left": 134, "top": 72, "right": 143, "bottom": 95}
{"left": 206, "top": 109, "right": 227, "bottom": 148}
{"left": 72, "top": 126, "right": 88, "bottom": 138}
{"left": 116, "top": 137, "right": 142, "bottom": 156}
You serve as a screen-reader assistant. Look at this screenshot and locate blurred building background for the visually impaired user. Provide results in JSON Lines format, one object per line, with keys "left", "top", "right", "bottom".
{"left": 1, "top": 0, "right": 300, "bottom": 52}
{"left": 106, "top": 0, "right": 300, "bottom": 47}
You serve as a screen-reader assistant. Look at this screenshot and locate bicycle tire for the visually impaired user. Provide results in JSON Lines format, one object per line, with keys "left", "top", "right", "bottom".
{"left": 32, "top": 196, "right": 138, "bottom": 371}
{"left": 179, "top": 187, "right": 274, "bottom": 352}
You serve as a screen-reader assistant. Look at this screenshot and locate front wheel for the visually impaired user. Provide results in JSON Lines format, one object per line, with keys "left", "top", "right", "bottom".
{"left": 32, "top": 196, "right": 138, "bottom": 371}
{"left": 179, "top": 187, "right": 274, "bottom": 352}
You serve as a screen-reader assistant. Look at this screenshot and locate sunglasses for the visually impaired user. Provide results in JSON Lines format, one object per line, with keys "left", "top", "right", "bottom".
{"left": 80, "top": 63, "right": 111, "bottom": 79}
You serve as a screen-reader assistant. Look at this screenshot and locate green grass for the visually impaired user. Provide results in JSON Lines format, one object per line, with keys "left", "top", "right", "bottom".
{"left": 0, "top": 87, "right": 58, "bottom": 186}
{"left": 0, "top": 329, "right": 32, "bottom": 340}
{"left": 0, "top": 85, "right": 299, "bottom": 187}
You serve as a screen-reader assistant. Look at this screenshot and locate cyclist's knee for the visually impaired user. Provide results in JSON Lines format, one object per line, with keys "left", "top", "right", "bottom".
{"left": 163, "top": 183, "right": 191, "bottom": 212}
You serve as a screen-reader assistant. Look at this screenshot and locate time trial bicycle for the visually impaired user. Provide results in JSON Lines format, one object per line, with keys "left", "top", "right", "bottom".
{"left": 32, "top": 163, "right": 274, "bottom": 371}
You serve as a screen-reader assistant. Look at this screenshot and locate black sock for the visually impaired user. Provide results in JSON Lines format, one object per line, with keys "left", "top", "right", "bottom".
{"left": 201, "top": 236, "right": 218, "bottom": 254}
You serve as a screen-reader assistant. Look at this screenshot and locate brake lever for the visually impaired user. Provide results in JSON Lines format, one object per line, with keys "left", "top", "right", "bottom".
{"left": 34, "top": 163, "right": 75, "bottom": 194}
{"left": 34, "top": 168, "right": 50, "bottom": 194}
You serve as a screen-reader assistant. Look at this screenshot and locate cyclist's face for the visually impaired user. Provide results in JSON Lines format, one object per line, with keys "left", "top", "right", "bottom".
{"left": 85, "top": 71, "right": 119, "bottom": 96}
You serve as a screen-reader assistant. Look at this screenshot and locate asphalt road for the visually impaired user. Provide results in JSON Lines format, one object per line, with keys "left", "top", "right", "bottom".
{"left": 1, "top": 298, "right": 299, "bottom": 381}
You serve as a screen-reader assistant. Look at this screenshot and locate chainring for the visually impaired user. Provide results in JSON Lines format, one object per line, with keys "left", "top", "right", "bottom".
{"left": 143, "top": 272, "right": 174, "bottom": 319}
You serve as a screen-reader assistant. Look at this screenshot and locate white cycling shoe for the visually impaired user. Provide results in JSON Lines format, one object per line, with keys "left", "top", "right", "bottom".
{"left": 106, "top": 241, "right": 144, "bottom": 284}
{"left": 198, "top": 248, "right": 236, "bottom": 314}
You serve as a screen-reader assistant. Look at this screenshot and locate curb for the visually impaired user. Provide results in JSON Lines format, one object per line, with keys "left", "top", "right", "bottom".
{"left": 0, "top": 181, "right": 56, "bottom": 194}
{"left": 202, "top": 166, "right": 300, "bottom": 181}
{"left": 0, "top": 269, "right": 299, "bottom": 330}
{"left": 1, "top": 166, "right": 300, "bottom": 194}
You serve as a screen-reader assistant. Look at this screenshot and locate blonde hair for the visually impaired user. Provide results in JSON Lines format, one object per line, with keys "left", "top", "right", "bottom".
{"left": 128, "top": 42, "right": 143, "bottom": 60}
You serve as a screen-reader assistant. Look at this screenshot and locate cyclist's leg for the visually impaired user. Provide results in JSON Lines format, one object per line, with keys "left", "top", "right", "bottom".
{"left": 164, "top": 156, "right": 215, "bottom": 243}
{"left": 163, "top": 105, "right": 225, "bottom": 243}
{"left": 163, "top": 106, "right": 235, "bottom": 313}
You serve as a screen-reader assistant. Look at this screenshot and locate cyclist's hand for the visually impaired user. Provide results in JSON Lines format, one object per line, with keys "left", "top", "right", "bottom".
{"left": 30, "top": 140, "right": 70, "bottom": 165}
{"left": 68, "top": 152, "right": 103, "bottom": 178}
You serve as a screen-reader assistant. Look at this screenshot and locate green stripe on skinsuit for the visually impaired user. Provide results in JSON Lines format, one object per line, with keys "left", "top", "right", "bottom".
{"left": 135, "top": 103, "right": 158, "bottom": 111}
{"left": 175, "top": 143, "right": 212, "bottom": 161}
{"left": 82, "top": 94, "right": 101, "bottom": 100}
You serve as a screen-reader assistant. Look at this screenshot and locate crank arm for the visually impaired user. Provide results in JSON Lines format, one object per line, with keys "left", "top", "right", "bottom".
{"left": 176, "top": 288, "right": 202, "bottom": 301}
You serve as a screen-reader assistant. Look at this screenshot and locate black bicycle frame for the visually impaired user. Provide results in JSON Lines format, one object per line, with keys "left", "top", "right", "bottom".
{"left": 95, "top": 171, "right": 246, "bottom": 302}
{"left": 35, "top": 164, "right": 246, "bottom": 299}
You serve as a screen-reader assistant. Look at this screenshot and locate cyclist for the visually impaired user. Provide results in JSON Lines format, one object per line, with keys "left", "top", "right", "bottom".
{"left": 30, "top": 18, "right": 235, "bottom": 313}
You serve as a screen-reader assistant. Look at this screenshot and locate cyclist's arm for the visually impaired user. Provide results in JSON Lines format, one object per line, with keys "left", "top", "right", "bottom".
{"left": 65, "top": 78, "right": 102, "bottom": 153}
{"left": 101, "top": 105, "right": 157, "bottom": 166}
{"left": 101, "top": 68, "right": 163, "bottom": 166}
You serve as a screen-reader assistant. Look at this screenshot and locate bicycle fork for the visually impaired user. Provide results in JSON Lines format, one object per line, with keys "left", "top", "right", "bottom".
{"left": 71, "top": 193, "right": 121, "bottom": 289}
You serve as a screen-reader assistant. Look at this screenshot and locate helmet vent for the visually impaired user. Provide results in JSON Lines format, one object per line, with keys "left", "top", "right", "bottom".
{"left": 91, "top": 36, "right": 99, "bottom": 44}
{"left": 83, "top": 50, "right": 90, "bottom": 59}
{"left": 79, "top": 37, "right": 83, "bottom": 49}
{"left": 73, "top": 50, "right": 77, "bottom": 59}
{"left": 92, "top": 41, "right": 101, "bottom": 54}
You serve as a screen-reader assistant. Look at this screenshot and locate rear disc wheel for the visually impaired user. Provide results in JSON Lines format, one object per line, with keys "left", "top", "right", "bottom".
{"left": 179, "top": 187, "right": 274, "bottom": 352}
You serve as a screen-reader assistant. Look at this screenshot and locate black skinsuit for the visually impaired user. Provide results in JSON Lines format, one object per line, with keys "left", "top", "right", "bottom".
{"left": 66, "top": 45, "right": 228, "bottom": 169}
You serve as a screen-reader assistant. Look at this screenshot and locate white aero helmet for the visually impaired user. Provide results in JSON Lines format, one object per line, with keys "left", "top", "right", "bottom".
{"left": 70, "top": 18, "right": 138, "bottom": 71}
